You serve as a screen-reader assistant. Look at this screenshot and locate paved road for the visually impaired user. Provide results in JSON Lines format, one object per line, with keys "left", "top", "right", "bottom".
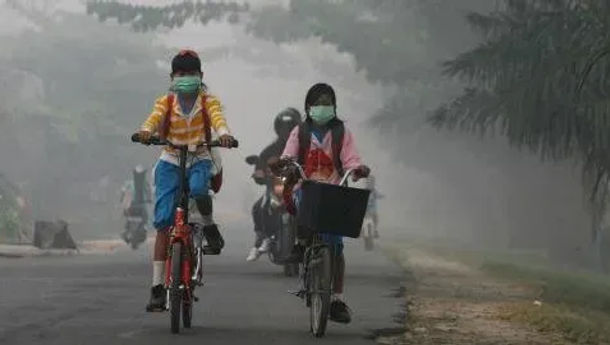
{"left": 0, "top": 229, "right": 403, "bottom": 345}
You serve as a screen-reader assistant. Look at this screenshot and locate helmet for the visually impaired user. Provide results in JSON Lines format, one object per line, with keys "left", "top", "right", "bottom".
{"left": 274, "top": 108, "right": 302, "bottom": 138}
{"left": 134, "top": 165, "right": 145, "bottom": 174}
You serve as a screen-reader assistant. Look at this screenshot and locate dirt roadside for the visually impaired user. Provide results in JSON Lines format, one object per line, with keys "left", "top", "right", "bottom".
{"left": 382, "top": 246, "right": 594, "bottom": 345}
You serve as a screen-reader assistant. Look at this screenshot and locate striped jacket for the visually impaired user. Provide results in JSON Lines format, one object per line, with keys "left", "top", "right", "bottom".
{"left": 140, "top": 91, "right": 230, "bottom": 165}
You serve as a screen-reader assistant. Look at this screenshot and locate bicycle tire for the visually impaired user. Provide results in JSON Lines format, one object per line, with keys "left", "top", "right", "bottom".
{"left": 182, "top": 298, "right": 192, "bottom": 328}
{"left": 170, "top": 242, "right": 182, "bottom": 334}
{"left": 309, "top": 246, "right": 331, "bottom": 337}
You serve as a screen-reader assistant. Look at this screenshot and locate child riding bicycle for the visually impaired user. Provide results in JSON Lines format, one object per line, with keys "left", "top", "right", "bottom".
{"left": 138, "top": 50, "right": 236, "bottom": 312}
{"left": 275, "top": 83, "right": 370, "bottom": 324}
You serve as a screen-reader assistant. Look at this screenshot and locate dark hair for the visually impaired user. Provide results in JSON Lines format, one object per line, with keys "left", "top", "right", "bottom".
{"left": 171, "top": 52, "right": 202, "bottom": 74}
{"left": 304, "top": 83, "right": 336, "bottom": 113}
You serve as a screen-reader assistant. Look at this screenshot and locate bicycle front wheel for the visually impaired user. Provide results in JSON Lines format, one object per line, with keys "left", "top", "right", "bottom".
{"left": 170, "top": 242, "right": 183, "bottom": 334}
{"left": 309, "top": 246, "right": 331, "bottom": 337}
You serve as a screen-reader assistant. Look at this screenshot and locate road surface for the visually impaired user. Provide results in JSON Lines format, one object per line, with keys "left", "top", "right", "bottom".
{"left": 0, "top": 228, "right": 403, "bottom": 345}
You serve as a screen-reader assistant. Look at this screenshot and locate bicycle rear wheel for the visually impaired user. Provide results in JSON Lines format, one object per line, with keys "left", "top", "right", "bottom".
{"left": 170, "top": 242, "right": 182, "bottom": 334}
{"left": 309, "top": 246, "right": 331, "bottom": 337}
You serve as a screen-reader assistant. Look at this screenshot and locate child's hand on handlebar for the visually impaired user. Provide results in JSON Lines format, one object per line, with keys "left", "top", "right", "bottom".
{"left": 138, "top": 130, "right": 153, "bottom": 144}
{"left": 352, "top": 165, "right": 371, "bottom": 181}
{"left": 219, "top": 134, "right": 236, "bottom": 148}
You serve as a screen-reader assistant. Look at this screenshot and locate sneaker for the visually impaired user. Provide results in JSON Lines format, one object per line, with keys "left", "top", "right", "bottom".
{"left": 203, "top": 224, "right": 224, "bottom": 254}
{"left": 246, "top": 247, "right": 261, "bottom": 262}
{"left": 146, "top": 284, "right": 166, "bottom": 312}
{"left": 329, "top": 300, "right": 352, "bottom": 324}
{"left": 258, "top": 238, "right": 272, "bottom": 253}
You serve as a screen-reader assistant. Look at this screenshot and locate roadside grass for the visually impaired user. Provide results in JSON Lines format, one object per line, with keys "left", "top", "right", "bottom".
{"left": 484, "top": 262, "right": 610, "bottom": 344}
{"left": 498, "top": 302, "right": 610, "bottom": 344}
{"left": 382, "top": 236, "right": 610, "bottom": 344}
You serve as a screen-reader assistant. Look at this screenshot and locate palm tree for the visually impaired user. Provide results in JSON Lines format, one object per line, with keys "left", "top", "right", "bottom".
{"left": 86, "top": 1, "right": 248, "bottom": 32}
{"left": 430, "top": 0, "right": 610, "bottom": 269}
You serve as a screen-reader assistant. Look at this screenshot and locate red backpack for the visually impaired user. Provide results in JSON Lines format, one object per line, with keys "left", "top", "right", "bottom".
{"left": 159, "top": 93, "right": 223, "bottom": 193}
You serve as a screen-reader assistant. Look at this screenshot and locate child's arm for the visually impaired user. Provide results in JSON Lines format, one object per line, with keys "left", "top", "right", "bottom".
{"left": 204, "top": 95, "right": 230, "bottom": 136}
{"left": 140, "top": 95, "right": 169, "bottom": 133}
{"left": 340, "top": 128, "right": 363, "bottom": 171}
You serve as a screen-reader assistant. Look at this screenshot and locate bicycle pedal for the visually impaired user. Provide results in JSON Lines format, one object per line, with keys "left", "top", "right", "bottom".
{"left": 288, "top": 289, "right": 307, "bottom": 299}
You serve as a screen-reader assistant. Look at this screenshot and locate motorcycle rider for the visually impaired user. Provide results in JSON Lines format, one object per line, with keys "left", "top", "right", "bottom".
{"left": 120, "top": 165, "right": 152, "bottom": 240}
{"left": 120, "top": 165, "right": 151, "bottom": 244}
{"left": 246, "top": 108, "right": 302, "bottom": 262}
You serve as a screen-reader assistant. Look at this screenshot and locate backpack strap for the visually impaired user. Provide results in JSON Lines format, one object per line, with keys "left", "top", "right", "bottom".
{"left": 159, "top": 94, "right": 175, "bottom": 141}
{"left": 297, "top": 122, "right": 311, "bottom": 166}
{"left": 201, "top": 94, "right": 212, "bottom": 144}
{"left": 330, "top": 120, "right": 345, "bottom": 177}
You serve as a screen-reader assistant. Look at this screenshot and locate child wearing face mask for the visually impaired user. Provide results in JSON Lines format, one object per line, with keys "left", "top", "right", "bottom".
{"left": 280, "top": 83, "right": 371, "bottom": 324}
{"left": 138, "top": 49, "right": 236, "bottom": 312}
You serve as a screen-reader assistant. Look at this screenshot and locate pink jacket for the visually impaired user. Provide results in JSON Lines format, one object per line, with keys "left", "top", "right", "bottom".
{"left": 282, "top": 125, "right": 362, "bottom": 185}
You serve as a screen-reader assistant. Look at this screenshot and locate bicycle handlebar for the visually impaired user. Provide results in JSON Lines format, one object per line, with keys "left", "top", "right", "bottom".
{"left": 131, "top": 133, "right": 239, "bottom": 149}
{"left": 277, "top": 159, "right": 356, "bottom": 187}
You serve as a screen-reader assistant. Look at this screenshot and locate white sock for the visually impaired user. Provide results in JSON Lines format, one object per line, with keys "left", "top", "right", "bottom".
{"left": 202, "top": 214, "right": 214, "bottom": 226}
{"left": 152, "top": 261, "right": 165, "bottom": 287}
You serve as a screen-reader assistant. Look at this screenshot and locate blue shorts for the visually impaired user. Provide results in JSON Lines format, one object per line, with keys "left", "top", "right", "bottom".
{"left": 293, "top": 189, "right": 344, "bottom": 256}
{"left": 153, "top": 159, "right": 211, "bottom": 230}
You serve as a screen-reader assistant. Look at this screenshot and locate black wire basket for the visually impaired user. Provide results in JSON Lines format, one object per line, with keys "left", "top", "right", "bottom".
{"left": 297, "top": 180, "right": 371, "bottom": 239}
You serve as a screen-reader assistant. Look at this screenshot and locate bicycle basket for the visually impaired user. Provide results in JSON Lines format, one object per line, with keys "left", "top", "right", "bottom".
{"left": 297, "top": 180, "right": 371, "bottom": 238}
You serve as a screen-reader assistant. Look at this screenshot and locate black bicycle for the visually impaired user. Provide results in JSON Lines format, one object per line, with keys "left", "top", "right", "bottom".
{"left": 275, "top": 159, "right": 369, "bottom": 337}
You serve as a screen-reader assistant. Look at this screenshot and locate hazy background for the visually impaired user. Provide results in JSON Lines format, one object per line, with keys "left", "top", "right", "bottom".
{"left": 0, "top": 0, "right": 596, "bottom": 268}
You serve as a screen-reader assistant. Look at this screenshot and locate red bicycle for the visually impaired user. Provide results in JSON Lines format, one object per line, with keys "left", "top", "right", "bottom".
{"left": 132, "top": 133, "right": 238, "bottom": 333}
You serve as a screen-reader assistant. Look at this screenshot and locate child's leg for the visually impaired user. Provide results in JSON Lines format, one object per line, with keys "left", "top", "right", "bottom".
{"left": 328, "top": 239, "right": 351, "bottom": 323}
{"left": 189, "top": 160, "right": 223, "bottom": 251}
{"left": 152, "top": 161, "right": 179, "bottom": 286}
{"left": 333, "top": 252, "right": 345, "bottom": 295}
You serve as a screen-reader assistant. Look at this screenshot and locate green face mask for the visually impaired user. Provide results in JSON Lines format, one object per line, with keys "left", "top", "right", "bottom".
{"left": 309, "top": 105, "right": 335, "bottom": 125}
{"left": 171, "top": 75, "right": 201, "bottom": 94}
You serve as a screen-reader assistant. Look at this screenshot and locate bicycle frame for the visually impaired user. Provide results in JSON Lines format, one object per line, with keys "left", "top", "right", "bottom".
{"left": 165, "top": 146, "right": 195, "bottom": 306}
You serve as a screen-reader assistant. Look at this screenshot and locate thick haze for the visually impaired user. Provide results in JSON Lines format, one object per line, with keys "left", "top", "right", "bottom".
{"left": 0, "top": 0, "right": 594, "bottom": 266}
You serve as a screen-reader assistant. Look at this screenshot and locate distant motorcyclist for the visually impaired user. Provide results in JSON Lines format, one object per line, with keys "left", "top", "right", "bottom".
{"left": 120, "top": 165, "right": 151, "bottom": 243}
{"left": 365, "top": 175, "right": 380, "bottom": 238}
{"left": 246, "top": 108, "right": 302, "bottom": 262}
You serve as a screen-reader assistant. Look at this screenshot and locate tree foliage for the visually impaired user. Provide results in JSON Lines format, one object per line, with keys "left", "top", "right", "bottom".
{"left": 86, "top": 0, "right": 248, "bottom": 32}
{"left": 431, "top": 0, "right": 610, "bottom": 204}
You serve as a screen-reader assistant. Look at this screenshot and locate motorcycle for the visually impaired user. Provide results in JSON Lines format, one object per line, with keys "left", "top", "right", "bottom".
{"left": 121, "top": 206, "right": 148, "bottom": 250}
{"left": 246, "top": 155, "right": 299, "bottom": 276}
